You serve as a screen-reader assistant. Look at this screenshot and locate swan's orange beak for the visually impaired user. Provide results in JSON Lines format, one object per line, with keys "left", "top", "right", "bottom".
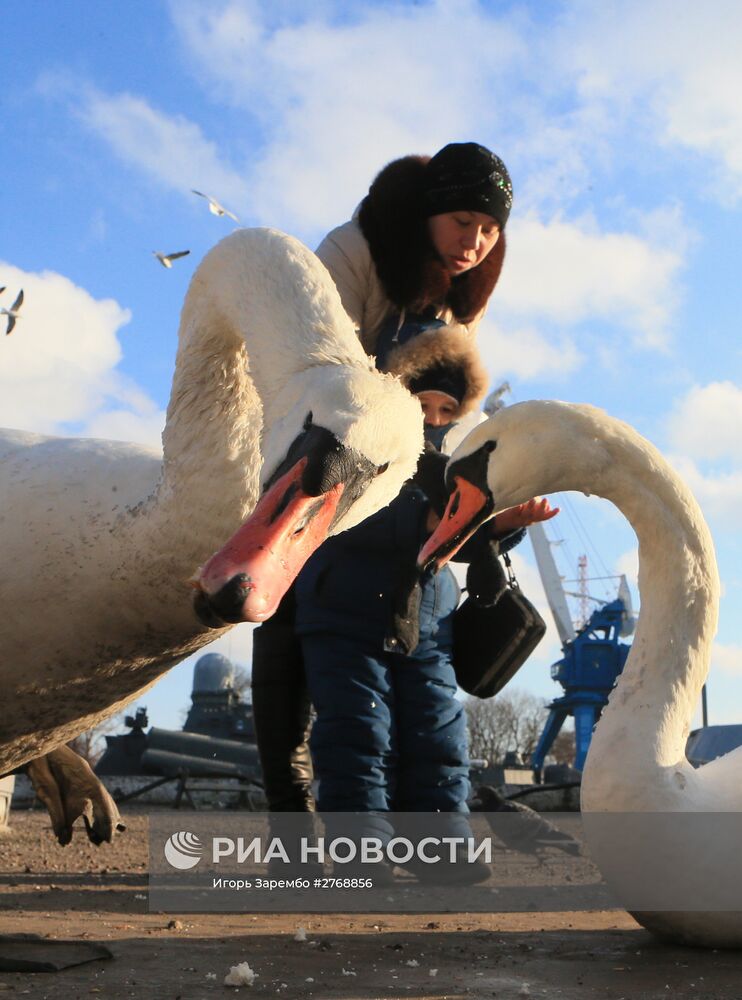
{"left": 195, "top": 457, "right": 344, "bottom": 624}
{"left": 418, "top": 476, "right": 492, "bottom": 573}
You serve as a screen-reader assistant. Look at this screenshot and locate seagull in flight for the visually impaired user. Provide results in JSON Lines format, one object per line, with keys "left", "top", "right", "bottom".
{"left": 1, "top": 289, "right": 24, "bottom": 335}
{"left": 153, "top": 250, "right": 191, "bottom": 269}
{"left": 484, "top": 381, "right": 511, "bottom": 416}
{"left": 191, "top": 189, "right": 239, "bottom": 222}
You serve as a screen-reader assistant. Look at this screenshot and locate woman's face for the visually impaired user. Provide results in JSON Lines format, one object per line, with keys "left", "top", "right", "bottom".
{"left": 416, "top": 390, "right": 459, "bottom": 427}
{"left": 427, "top": 210, "right": 500, "bottom": 275}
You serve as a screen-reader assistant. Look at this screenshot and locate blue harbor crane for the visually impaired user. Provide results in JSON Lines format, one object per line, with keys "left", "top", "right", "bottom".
{"left": 527, "top": 522, "right": 635, "bottom": 778}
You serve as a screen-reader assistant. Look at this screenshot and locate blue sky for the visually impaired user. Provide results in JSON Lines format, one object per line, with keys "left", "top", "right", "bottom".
{"left": 3, "top": 0, "right": 741, "bottom": 735}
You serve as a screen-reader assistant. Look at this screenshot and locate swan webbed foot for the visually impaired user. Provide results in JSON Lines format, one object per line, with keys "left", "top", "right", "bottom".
{"left": 25, "top": 745, "right": 125, "bottom": 846}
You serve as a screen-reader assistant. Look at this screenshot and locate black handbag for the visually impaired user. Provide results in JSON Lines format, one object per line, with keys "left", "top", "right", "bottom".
{"left": 453, "top": 553, "right": 547, "bottom": 699}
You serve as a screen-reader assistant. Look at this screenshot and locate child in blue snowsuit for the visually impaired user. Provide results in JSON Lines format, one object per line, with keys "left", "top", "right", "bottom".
{"left": 293, "top": 329, "right": 523, "bottom": 876}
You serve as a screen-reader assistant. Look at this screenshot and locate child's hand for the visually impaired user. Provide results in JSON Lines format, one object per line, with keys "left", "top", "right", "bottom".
{"left": 491, "top": 497, "right": 559, "bottom": 535}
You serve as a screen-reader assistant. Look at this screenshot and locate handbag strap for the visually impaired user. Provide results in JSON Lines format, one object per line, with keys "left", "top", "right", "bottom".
{"left": 502, "top": 551, "right": 520, "bottom": 591}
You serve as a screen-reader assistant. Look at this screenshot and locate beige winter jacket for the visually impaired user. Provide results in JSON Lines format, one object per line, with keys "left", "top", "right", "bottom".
{"left": 315, "top": 218, "right": 485, "bottom": 357}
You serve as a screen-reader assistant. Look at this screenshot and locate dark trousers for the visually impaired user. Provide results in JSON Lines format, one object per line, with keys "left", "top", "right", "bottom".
{"left": 251, "top": 605, "right": 314, "bottom": 812}
{"left": 302, "top": 629, "right": 470, "bottom": 815}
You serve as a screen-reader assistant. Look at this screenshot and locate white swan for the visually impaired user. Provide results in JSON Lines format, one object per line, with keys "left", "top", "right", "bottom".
{"left": 0, "top": 228, "right": 422, "bottom": 781}
{"left": 419, "top": 400, "right": 742, "bottom": 948}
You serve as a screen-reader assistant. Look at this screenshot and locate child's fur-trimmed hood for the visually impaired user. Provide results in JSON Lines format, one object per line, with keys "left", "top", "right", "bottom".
{"left": 383, "top": 324, "right": 490, "bottom": 418}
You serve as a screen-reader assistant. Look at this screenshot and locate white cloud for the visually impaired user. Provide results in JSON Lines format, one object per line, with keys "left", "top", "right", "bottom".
{"left": 497, "top": 214, "right": 683, "bottom": 347}
{"left": 661, "top": 382, "right": 742, "bottom": 529}
{"left": 0, "top": 262, "right": 162, "bottom": 445}
{"left": 52, "top": 4, "right": 688, "bottom": 356}
{"left": 169, "top": 0, "right": 526, "bottom": 232}
{"left": 564, "top": 0, "right": 742, "bottom": 202}
{"left": 74, "top": 87, "right": 249, "bottom": 210}
{"left": 479, "top": 320, "right": 583, "bottom": 382}
{"left": 667, "top": 454, "right": 742, "bottom": 529}
{"left": 81, "top": 402, "right": 165, "bottom": 452}
{"left": 166, "top": 0, "right": 742, "bottom": 227}
{"left": 712, "top": 642, "right": 742, "bottom": 678}
{"left": 478, "top": 209, "right": 686, "bottom": 376}
{"left": 615, "top": 548, "right": 639, "bottom": 591}
{"left": 666, "top": 381, "right": 742, "bottom": 463}
{"left": 160, "top": 0, "right": 742, "bottom": 233}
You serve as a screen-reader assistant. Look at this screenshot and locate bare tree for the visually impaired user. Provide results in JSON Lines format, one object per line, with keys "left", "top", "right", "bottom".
{"left": 465, "top": 688, "right": 549, "bottom": 764}
{"left": 67, "top": 712, "right": 126, "bottom": 767}
{"left": 550, "top": 728, "right": 576, "bottom": 765}
{"left": 232, "top": 664, "right": 252, "bottom": 700}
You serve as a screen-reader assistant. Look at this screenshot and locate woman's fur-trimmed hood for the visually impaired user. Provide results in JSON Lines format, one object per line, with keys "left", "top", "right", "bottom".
{"left": 357, "top": 155, "right": 506, "bottom": 322}
{"left": 382, "top": 325, "right": 490, "bottom": 418}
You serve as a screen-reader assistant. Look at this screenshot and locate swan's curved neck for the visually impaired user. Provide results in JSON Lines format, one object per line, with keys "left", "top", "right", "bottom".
{"left": 160, "top": 296, "right": 259, "bottom": 525}
{"left": 150, "top": 231, "right": 367, "bottom": 554}
{"left": 579, "top": 425, "right": 719, "bottom": 800}
{"left": 143, "top": 330, "right": 256, "bottom": 578}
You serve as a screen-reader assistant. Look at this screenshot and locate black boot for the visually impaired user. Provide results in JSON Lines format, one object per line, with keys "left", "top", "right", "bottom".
{"left": 399, "top": 842, "right": 491, "bottom": 885}
{"left": 266, "top": 811, "right": 323, "bottom": 880}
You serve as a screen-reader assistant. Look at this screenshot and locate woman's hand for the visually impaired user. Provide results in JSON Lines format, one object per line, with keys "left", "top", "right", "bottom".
{"left": 491, "top": 497, "right": 559, "bottom": 535}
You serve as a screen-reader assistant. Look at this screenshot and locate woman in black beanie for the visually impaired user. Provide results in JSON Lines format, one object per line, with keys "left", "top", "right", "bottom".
{"left": 316, "top": 141, "right": 512, "bottom": 360}
{"left": 251, "top": 142, "right": 515, "bottom": 826}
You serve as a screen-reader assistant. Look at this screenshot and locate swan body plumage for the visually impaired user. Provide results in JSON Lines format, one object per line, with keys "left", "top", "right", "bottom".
{"left": 421, "top": 400, "right": 742, "bottom": 947}
{"left": 0, "top": 228, "right": 422, "bottom": 775}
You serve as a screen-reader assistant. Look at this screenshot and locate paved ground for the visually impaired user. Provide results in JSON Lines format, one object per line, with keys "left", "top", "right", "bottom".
{"left": 1, "top": 809, "right": 741, "bottom": 999}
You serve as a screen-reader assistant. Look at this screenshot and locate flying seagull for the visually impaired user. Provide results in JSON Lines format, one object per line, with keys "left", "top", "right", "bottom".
{"left": 483, "top": 381, "right": 511, "bottom": 416}
{"left": 1, "top": 289, "right": 24, "bottom": 335}
{"left": 191, "top": 189, "right": 239, "bottom": 222}
{"left": 153, "top": 250, "right": 191, "bottom": 269}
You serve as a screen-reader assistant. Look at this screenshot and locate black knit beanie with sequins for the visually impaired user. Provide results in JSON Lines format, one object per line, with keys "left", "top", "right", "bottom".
{"left": 423, "top": 142, "right": 513, "bottom": 229}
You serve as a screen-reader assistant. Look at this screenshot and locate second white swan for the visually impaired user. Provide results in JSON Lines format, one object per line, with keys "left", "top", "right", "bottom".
{"left": 419, "top": 399, "right": 742, "bottom": 948}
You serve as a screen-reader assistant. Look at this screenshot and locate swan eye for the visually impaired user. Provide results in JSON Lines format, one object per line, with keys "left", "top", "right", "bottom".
{"left": 484, "top": 440, "right": 497, "bottom": 453}
{"left": 303, "top": 412, "right": 313, "bottom": 430}
{"left": 375, "top": 461, "right": 389, "bottom": 477}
